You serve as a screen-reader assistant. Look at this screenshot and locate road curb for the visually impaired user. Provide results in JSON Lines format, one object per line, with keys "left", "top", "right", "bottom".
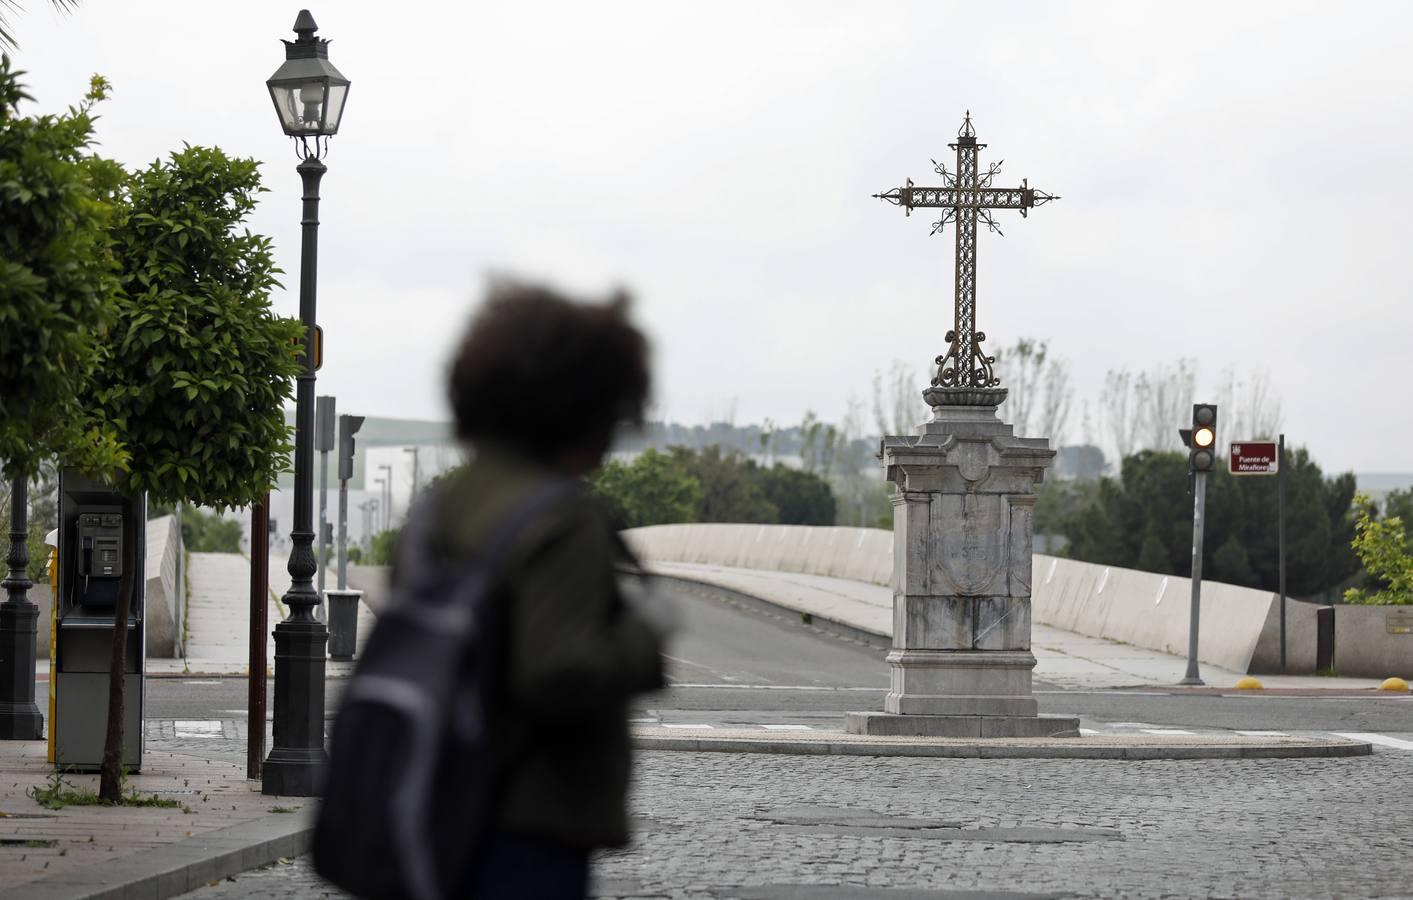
{"left": 633, "top": 730, "right": 1375, "bottom": 761}
{"left": 8, "top": 812, "right": 314, "bottom": 900}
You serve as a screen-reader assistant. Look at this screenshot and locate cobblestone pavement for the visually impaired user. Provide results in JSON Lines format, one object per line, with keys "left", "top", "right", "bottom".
{"left": 176, "top": 747, "right": 1413, "bottom": 899}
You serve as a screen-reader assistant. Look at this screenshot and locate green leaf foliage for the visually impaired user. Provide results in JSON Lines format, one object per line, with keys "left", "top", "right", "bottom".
{"left": 1344, "top": 494, "right": 1413, "bottom": 605}
{"left": 591, "top": 448, "right": 702, "bottom": 529}
{"left": 758, "top": 463, "right": 836, "bottom": 526}
{"left": 369, "top": 527, "right": 400, "bottom": 566}
{"left": 177, "top": 505, "right": 243, "bottom": 553}
{"left": 0, "top": 56, "right": 125, "bottom": 478}
{"left": 94, "top": 144, "right": 303, "bottom": 510}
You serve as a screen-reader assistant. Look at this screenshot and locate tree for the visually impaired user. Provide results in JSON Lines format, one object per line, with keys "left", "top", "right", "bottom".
{"left": 178, "top": 505, "right": 242, "bottom": 553}
{"left": 369, "top": 528, "right": 401, "bottom": 566}
{"left": 759, "top": 464, "right": 835, "bottom": 526}
{"left": 86, "top": 144, "right": 301, "bottom": 801}
{"left": 590, "top": 449, "right": 701, "bottom": 529}
{"left": 0, "top": 0, "right": 78, "bottom": 51}
{"left": 0, "top": 57, "right": 124, "bottom": 479}
{"left": 993, "top": 338, "right": 1073, "bottom": 443}
{"left": 95, "top": 145, "right": 303, "bottom": 509}
{"left": 1057, "top": 447, "right": 1360, "bottom": 599}
{"left": 1098, "top": 369, "right": 1141, "bottom": 462}
{"left": 670, "top": 445, "right": 777, "bottom": 524}
{"left": 1214, "top": 367, "right": 1284, "bottom": 443}
{"left": 1344, "top": 494, "right": 1413, "bottom": 605}
{"left": 871, "top": 360, "right": 926, "bottom": 436}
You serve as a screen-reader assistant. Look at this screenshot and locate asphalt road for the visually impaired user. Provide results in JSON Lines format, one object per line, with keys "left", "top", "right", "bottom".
{"left": 148, "top": 579, "right": 1413, "bottom": 737}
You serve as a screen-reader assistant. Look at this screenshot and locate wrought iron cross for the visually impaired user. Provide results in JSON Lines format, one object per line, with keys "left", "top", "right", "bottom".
{"left": 875, "top": 112, "right": 1057, "bottom": 390}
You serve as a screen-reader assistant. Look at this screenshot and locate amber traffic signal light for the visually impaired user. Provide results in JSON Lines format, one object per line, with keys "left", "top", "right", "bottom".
{"left": 1189, "top": 404, "right": 1217, "bottom": 473}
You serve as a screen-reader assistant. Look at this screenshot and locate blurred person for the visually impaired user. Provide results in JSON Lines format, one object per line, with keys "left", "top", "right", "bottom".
{"left": 436, "top": 280, "right": 669, "bottom": 898}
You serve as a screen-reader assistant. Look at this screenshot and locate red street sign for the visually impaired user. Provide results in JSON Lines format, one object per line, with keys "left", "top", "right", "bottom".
{"left": 1230, "top": 441, "right": 1279, "bottom": 475}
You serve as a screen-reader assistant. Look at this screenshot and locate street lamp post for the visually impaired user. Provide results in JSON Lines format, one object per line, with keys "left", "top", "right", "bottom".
{"left": 372, "top": 477, "right": 385, "bottom": 535}
{"left": 262, "top": 8, "right": 350, "bottom": 797}
{"left": 0, "top": 476, "right": 43, "bottom": 740}
{"left": 378, "top": 463, "right": 392, "bottom": 530}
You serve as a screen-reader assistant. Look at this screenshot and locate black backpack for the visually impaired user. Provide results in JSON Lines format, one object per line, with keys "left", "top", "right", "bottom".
{"left": 313, "top": 482, "right": 571, "bottom": 900}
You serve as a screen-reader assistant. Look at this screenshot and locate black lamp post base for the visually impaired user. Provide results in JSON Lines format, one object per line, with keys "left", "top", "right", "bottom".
{"left": 261, "top": 745, "right": 327, "bottom": 796}
{"left": 0, "top": 600, "right": 42, "bottom": 740}
{"left": 262, "top": 618, "right": 328, "bottom": 796}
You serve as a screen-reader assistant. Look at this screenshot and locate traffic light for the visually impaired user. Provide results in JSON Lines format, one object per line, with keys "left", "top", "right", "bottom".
{"left": 338, "top": 414, "right": 365, "bottom": 482}
{"left": 1188, "top": 404, "right": 1217, "bottom": 473}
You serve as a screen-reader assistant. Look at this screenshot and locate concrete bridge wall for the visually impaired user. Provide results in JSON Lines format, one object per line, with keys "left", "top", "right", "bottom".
{"left": 625, "top": 523, "right": 1412, "bottom": 677}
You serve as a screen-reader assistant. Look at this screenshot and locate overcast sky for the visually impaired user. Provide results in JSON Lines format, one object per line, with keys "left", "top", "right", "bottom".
{"left": 13, "top": 1, "right": 1413, "bottom": 473}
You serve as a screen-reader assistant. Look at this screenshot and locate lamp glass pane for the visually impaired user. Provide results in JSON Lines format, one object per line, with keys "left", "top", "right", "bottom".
{"left": 270, "top": 79, "right": 333, "bottom": 134}
{"left": 269, "top": 84, "right": 302, "bottom": 133}
{"left": 323, "top": 83, "right": 349, "bottom": 134}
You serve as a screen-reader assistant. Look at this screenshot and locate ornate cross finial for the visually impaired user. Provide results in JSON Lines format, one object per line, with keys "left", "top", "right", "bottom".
{"left": 873, "top": 113, "right": 1057, "bottom": 395}
{"left": 958, "top": 110, "right": 975, "bottom": 139}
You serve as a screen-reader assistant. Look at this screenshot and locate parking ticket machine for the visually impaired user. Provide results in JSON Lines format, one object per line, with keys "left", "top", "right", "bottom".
{"left": 54, "top": 469, "right": 145, "bottom": 770}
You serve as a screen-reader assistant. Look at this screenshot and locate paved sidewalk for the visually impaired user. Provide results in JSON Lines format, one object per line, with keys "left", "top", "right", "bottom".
{"left": 650, "top": 562, "right": 1390, "bottom": 691}
{"left": 0, "top": 739, "right": 312, "bottom": 899}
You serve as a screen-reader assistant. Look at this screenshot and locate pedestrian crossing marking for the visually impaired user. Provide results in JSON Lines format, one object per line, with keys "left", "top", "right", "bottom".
{"left": 760, "top": 724, "right": 813, "bottom": 731}
{"left": 1332, "top": 732, "right": 1413, "bottom": 751}
{"left": 173, "top": 720, "right": 223, "bottom": 738}
{"left": 1141, "top": 729, "right": 1194, "bottom": 735}
{"left": 1235, "top": 730, "right": 1288, "bottom": 737}
{"left": 1079, "top": 728, "right": 1100, "bottom": 736}
{"left": 662, "top": 723, "right": 714, "bottom": 730}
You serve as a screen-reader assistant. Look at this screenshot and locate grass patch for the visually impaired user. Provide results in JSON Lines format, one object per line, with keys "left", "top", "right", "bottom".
{"left": 0, "top": 838, "right": 57, "bottom": 848}
{"left": 1315, "top": 666, "right": 1340, "bottom": 677}
{"left": 26, "top": 772, "right": 189, "bottom": 812}
{"left": 269, "top": 806, "right": 296, "bottom": 814}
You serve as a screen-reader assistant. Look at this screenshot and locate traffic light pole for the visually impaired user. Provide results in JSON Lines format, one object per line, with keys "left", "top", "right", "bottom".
{"left": 1181, "top": 469, "right": 1208, "bottom": 686}
{"left": 1278, "top": 433, "right": 1287, "bottom": 673}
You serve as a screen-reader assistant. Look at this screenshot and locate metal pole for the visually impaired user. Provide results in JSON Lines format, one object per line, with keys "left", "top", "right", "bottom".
{"left": 1278, "top": 433, "right": 1287, "bottom": 673}
{"left": 336, "top": 468, "right": 349, "bottom": 591}
{"left": 316, "top": 444, "right": 329, "bottom": 622}
{"left": 379, "top": 464, "right": 392, "bottom": 529}
{"left": 247, "top": 497, "right": 268, "bottom": 780}
{"left": 404, "top": 447, "right": 420, "bottom": 504}
{"left": 1181, "top": 470, "right": 1208, "bottom": 685}
{"left": 0, "top": 475, "right": 43, "bottom": 739}
{"left": 263, "top": 155, "right": 329, "bottom": 797}
{"left": 373, "top": 478, "right": 385, "bottom": 536}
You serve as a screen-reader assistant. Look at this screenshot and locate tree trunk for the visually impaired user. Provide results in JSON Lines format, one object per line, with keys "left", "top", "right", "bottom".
{"left": 97, "top": 561, "right": 131, "bottom": 801}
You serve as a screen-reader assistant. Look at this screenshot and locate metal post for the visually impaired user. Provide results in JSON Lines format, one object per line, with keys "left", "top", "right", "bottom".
{"left": 0, "top": 476, "right": 43, "bottom": 739}
{"left": 379, "top": 464, "right": 392, "bottom": 529}
{"left": 1278, "top": 433, "right": 1287, "bottom": 673}
{"left": 404, "top": 447, "right": 420, "bottom": 504}
{"left": 315, "top": 396, "right": 335, "bottom": 612}
{"left": 248, "top": 497, "right": 269, "bottom": 780}
{"left": 263, "top": 156, "right": 329, "bottom": 797}
{"left": 1181, "top": 470, "right": 1208, "bottom": 686}
{"left": 373, "top": 478, "right": 385, "bottom": 537}
{"left": 336, "top": 475, "right": 348, "bottom": 591}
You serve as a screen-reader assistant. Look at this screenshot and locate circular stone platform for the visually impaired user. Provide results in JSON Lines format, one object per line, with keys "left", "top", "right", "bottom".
{"left": 631, "top": 726, "right": 1371, "bottom": 760}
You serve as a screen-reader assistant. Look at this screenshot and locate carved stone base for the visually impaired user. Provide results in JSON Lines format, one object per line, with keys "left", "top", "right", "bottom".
{"left": 883, "top": 649, "right": 1037, "bottom": 716}
{"left": 845, "top": 711, "right": 1080, "bottom": 738}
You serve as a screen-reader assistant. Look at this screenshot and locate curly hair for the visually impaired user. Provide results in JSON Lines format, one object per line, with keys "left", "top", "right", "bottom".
{"left": 447, "top": 280, "right": 651, "bottom": 459}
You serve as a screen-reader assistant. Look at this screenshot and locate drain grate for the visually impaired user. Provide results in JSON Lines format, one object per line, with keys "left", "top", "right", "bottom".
{"left": 749, "top": 805, "right": 1121, "bottom": 843}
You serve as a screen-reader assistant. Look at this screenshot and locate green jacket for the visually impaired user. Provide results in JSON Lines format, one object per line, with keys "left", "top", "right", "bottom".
{"left": 428, "top": 448, "right": 664, "bottom": 849}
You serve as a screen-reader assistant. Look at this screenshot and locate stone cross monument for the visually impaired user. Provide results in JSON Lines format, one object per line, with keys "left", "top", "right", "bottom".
{"left": 846, "top": 112, "right": 1078, "bottom": 738}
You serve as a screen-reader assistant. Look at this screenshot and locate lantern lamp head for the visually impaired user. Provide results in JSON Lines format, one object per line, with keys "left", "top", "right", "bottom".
{"left": 267, "top": 10, "right": 350, "bottom": 155}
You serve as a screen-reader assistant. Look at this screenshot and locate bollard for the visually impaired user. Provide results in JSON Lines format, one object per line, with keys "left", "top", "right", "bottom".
{"left": 325, "top": 589, "right": 363, "bottom": 661}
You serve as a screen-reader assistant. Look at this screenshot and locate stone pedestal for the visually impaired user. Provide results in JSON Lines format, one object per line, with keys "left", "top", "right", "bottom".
{"left": 846, "top": 387, "right": 1078, "bottom": 739}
